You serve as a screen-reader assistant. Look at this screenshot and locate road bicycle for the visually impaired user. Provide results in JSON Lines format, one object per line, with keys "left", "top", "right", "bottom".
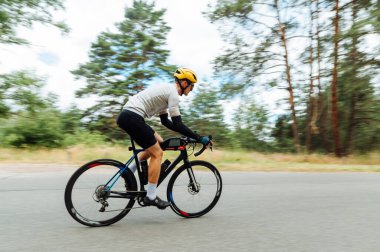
{"left": 64, "top": 136, "right": 222, "bottom": 227}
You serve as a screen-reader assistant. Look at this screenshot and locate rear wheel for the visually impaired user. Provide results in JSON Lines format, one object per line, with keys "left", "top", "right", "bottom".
{"left": 64, "top": 159, "right": 137, "bottom": 227}
{"left": 167, "top": 161, "right": 222, "bottom": 218}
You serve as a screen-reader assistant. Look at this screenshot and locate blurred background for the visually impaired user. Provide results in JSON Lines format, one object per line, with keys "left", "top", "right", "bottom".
{"left": 0, "top": 0, "right": 379, "bottom": 164}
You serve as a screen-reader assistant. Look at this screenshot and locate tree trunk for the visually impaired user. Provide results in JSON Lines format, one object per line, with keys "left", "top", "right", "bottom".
{"left": 345, "top": 94, "right": 356, "bottom": 154}
{"left": 315, "top": 0, "right": 322, "bottom": 107}
{"left": 331, "top": 0, "right": 341, "bottom": 157}
{"left": 344, "top": 0, "right": 358, "bottom": 155}
{"left": 306, "top": 0, "right": 316, "bottom": 152}
{"left": 315, "top": 0, "right": 329, "bottom": 153}
{"left": 274, "top": 0, "right": 301, "bottom": 153}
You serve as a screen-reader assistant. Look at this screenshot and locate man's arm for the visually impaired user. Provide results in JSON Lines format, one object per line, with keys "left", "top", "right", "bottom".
{"left": 159, "top": 113, "right": 177, "bottom": 131}
{"left": 171, "top": 115, "right": 200, "bottom": 140}
{"left": 159, "top": 113, "right": 200, "bottom": 140}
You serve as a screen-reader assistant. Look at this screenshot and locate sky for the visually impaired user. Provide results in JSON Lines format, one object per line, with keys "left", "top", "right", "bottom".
{"left": 0, "top": 0, "right": 288, "bottom": 123}
{"left": 0, "top": 0, "right": 223, "bottom": 105}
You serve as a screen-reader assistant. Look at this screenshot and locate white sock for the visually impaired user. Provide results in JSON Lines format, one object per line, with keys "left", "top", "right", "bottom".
{"left": 128, "top": 161, "right": 137, "bottom": 173}
{"left": 146, "top": 182, "right": 157, "bottom": 200}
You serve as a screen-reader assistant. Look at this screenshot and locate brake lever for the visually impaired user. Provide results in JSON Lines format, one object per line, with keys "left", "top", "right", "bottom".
{"left": 194, "top": 144, "right": 207, "bottom": 157}
{"left": 193, "top": 135, "right": 213, "bottom": 157}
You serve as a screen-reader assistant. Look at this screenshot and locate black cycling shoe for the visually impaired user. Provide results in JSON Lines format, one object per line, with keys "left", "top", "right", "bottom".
{"left": 143, "top": 196, "right": 170, "bottom": 210}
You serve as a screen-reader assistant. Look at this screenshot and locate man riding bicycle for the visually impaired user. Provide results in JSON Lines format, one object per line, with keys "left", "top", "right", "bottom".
{"left": 116, "top": 68, "right": 211, "bottom": 209}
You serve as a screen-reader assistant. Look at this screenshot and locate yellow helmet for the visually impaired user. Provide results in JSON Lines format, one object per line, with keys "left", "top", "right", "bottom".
{"left": 173, "top": 68, "right": 197, "bottom": 83}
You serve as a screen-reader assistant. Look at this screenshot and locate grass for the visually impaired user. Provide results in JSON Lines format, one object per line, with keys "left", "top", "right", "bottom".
{"left": 0, "top": 145, "right": 379, "bottom": 172}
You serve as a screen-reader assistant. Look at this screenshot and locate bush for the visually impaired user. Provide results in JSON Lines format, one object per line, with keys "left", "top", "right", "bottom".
{"left": 62, "top": 131, "right": 106, "bottom": 147}
{"left": 0, "top": 110, "right": 64, "bottom": 148}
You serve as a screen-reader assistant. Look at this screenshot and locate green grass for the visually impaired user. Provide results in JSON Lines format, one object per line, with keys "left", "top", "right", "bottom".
{"left": 0, "top": 145, "right": 379, "bottom": 172}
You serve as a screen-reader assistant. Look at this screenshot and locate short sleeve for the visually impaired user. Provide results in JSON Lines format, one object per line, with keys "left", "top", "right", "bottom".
{"left": 159, "top": 109, "right": 168, "bottom": 115}
{"left": 168, "top": 91, "right": 180, "bottom": 117}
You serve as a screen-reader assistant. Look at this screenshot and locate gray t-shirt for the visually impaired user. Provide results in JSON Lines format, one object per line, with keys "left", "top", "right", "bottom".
{"left": 123, "top": 83, "right": 180, "bottom": 118}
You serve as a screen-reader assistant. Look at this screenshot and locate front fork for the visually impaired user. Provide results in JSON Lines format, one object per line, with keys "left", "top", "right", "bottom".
{"left": 184, "top": 159, "right": 200, "bottom": 192}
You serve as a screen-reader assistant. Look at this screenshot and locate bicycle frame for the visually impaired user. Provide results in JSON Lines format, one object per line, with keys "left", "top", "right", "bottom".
{"left": 106, "top": 139, "right": 198, "bottom": 200}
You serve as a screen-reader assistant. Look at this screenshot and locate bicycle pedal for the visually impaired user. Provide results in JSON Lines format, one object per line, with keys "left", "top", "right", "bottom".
{"left": 137, "top": 197, "right": 148, "bottom": 207}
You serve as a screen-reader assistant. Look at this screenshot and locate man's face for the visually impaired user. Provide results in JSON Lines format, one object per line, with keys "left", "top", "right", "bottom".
{"left": 180, "top": 79, "right": 194, "bottom": 96}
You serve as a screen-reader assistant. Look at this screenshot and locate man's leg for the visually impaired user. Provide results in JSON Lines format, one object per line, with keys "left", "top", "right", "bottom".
{"left": 145, "top": 141, "right": 163, "bottom": 186}
{"left": 143, "top": 140, "right": 170, "bottom": 209}
{"left": 128, "top": 132, "right": 163, "bottom": 172}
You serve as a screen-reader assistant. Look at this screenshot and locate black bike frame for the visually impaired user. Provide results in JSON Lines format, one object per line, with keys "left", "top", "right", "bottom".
{"left": 107, "top": 139, "right": 198, "bottom": 200}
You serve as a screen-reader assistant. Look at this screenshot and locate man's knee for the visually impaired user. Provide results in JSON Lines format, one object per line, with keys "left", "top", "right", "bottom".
{"left": 152, "top": 148, "right": 163, "bottom": 159}
{"left": 147, "top": 143, "right": 163, "bottom": 159}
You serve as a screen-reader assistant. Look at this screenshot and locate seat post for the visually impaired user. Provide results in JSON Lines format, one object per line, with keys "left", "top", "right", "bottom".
{"left": 130, "top": 138, "right": 136, "bottom": 151}
{"left": 130, "top": 139, "right": 140, "bottom": 167}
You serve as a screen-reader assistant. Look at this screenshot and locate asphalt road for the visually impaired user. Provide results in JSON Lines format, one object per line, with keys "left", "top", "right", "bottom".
{"left": 1, "top": 164, "right": 380, "bottom": 252}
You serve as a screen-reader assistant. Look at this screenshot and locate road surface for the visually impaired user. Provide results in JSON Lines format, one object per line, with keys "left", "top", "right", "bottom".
{"left": 0, "top": 164, "right": 379, "bottom": 251}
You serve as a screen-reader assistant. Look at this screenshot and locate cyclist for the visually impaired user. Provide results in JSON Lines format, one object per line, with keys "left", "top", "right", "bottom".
{"left": 116, "top": 68, "right": 211, "bottom": 209}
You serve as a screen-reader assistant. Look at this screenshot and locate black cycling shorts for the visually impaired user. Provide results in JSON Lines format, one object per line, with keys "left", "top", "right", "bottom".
{"left": 116, "top": 110, "right": 157, "bottom": 149}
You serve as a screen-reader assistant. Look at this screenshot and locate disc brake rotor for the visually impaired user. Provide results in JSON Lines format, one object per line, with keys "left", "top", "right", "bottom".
{"left": 188, "top": 182, "right": 201, "bottom": 195}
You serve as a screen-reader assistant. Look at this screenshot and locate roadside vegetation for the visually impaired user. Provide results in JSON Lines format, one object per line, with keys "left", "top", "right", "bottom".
{"left": 0, "top": 145, "right": 379, "bottom": 172}
{"left": 0, "top": 0, "right": 379, "bottom": 168}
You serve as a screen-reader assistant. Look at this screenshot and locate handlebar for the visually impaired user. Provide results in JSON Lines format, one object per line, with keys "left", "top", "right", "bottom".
{"left": 194, "top": 145, "right": 207, "bottom": 157}
{"left": 192, "top": 135, "right": 213, "bottom": 157}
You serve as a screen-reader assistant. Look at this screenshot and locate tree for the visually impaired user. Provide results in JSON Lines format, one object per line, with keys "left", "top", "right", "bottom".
{"left": 208, "top": 0, "right": 380, "bottom": 155}
{"left": 0, "top": 71, "right": 66, "bottom": 147}
{"left": 304, "top": 0, "right": 321, "bottom": 152}
{"left": 72, "top": 0, "right": 175, "bottom": 138}
{"left": 338, "top": 0, "right": 380, "bottom": 155}
{"left": 207, "top": 0, "right": 302, "bottom": 153}
{"left": 61, "top": 104, "right": 83, "bottom": 134}
{"left": 0, "top": 71, "right": 48, "bottom": 117}
{"left": 1, "top": 109, "right": 64, "bottom": 148}
{"left": 330, "top": 0, "right": 342, "bottom": 157}
{"left": 271, "top": 114, "right": 294, "bottom": 152}
{"left": 0, "top": 0, "right": 68, "bottom": 44}
{"left": 232, "top": 98, "right": 272, "bottom": 151}
{"left": 184, "top": 85, "right": 230, "bottom": 147}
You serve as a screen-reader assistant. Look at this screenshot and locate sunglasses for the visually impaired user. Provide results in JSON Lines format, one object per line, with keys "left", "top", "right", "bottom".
{"left": 186, "top": 80, "right": 195, "bottom": 90}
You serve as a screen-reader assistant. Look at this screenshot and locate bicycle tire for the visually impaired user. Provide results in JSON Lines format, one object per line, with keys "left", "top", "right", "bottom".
{"left": 167, "top": 160, "right": 222, "bottom": 218}
{"left": 64, "top": 159, "right": 137, "bottom": 227}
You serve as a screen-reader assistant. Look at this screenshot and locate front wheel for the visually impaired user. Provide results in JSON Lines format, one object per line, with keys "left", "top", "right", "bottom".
{"left": 167, "top": 160, "right": 222, "bottom": 218}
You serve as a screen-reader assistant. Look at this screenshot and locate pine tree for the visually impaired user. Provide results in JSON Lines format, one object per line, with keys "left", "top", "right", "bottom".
{"left": 186, "top": 85, "right": 230, "bottom": 147}
{"left": 72, "top": 0, "right": 176, "bottom": 138}
{"left": 331, "top": 0, "right": 342, "bottom": 157}
{"left": 232, "top": 98, "right": 271, "bottom": 151}
{"left": 0, "top": 71, "right": 48, "bottom": 117}
{"left": 338, "top": 0, "right": 380, "bottom": 154}
{"left": 207, "top": 0, "right": 302, "bottom": 153}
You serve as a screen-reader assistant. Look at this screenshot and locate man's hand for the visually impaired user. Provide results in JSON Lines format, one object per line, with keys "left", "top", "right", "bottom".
{"left": 199, "top": 136, "right": 211, "bottom": 146}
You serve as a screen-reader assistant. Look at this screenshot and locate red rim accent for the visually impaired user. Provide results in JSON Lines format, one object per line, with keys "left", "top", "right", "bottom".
{"left": 180, "top": 210, "right": 189, "bottom": 217}
{"left": 88, "top": 163, "right": 99, "bottom": 168}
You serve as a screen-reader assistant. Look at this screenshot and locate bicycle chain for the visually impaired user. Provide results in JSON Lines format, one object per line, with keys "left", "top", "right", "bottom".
{"left": 102, "top": 197, "right": 148, "bottom": 212}
{"left": 103, "top": 205, "right": 146, "bottom": 212}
